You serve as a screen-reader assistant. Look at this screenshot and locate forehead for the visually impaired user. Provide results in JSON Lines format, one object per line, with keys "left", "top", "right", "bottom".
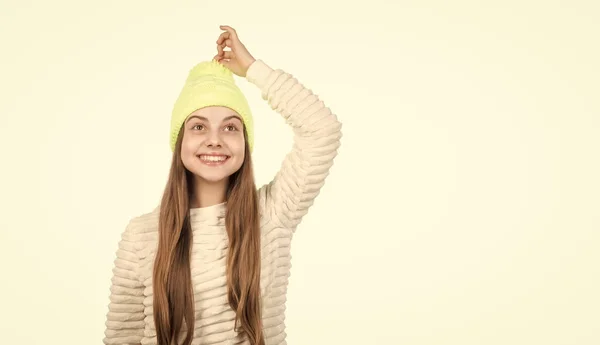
{"left": 186, "top": 106, "right": 241, "bottom": 122}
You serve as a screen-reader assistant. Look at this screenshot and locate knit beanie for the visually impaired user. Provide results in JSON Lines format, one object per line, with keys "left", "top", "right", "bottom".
{"left": 170, "top": 60, "right": 254, "bottom": 152}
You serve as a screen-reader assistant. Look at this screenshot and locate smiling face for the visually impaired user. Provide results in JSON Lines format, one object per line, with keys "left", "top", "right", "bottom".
{"left": 180, "top": 106, "right": 246, "bottom": 185}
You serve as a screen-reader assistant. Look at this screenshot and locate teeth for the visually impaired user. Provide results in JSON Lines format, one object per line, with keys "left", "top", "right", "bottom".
{"left": 199, "top": 155, "right": 228, "bottom": 162}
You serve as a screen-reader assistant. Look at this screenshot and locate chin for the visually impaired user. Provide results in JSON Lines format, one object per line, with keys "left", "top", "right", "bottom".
{"left": 195, "top": 173, "right": 231, "bottom": 184}
{"left": 186, "top": 159, "right": 243, "bottom": 184}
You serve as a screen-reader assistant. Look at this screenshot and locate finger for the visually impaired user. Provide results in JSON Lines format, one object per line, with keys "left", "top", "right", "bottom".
{"left": 221, "top": 51, "right": 234, "bottom": 60}
{"left": 225, "top": 39, "right": 233, "bottom": 48}
{"left": 219, "top": 25, "right": 237, "bottom": 39}
{"left": 218, "top": 43, "right": 231, "bottom": 58}
{"left": 216, "top": 31, "right": 230, "bottom": 45}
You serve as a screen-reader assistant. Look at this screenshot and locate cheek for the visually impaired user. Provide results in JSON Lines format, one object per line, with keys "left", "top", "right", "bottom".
{"left": 181, "top": 130, "right": 204, "bottom": 150}
{"left": 180, "top": 134, "right": 198, "bottom": 163}
{"left": 226, "top": 135, "right": 246, "bottom": 155}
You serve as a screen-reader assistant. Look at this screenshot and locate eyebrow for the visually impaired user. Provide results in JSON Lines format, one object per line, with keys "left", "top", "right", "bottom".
{"left": 186, "top": 115, "right": 242, "bottom": 123}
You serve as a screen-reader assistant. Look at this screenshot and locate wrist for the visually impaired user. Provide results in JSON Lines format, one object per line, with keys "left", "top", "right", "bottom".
{"left": 243, "top": 57, "right": 256, "bottom": 76}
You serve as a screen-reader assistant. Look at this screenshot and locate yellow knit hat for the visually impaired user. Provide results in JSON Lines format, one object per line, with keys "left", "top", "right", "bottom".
{"left": 170, "top": 60, "right": 253, "bottom": 152}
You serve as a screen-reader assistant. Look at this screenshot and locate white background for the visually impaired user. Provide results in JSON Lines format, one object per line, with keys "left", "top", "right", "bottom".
{"left": 1, "top": 0, "right": 598, "bottom": 344}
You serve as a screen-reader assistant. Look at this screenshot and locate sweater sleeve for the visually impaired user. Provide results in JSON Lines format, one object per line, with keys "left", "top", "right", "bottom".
{"left": 248, "top": 59, "right": 342, "bottom": 230}
{"left": 103, "top": 219, "right": 145, "bottom": 345}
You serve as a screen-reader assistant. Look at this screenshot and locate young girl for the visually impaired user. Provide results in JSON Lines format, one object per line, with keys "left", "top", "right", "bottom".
{"left": 103, "top": 25, "right": 342, "bottom": 345}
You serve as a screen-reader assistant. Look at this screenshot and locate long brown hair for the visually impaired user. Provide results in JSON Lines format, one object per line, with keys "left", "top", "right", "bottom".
{"left": 152, "top": 124, "right": 264, "bottom": 345}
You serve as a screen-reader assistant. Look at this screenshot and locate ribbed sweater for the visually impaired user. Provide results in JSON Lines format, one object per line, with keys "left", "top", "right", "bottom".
{"left": 103, "top": 59, "right": 342, "bottom": 345}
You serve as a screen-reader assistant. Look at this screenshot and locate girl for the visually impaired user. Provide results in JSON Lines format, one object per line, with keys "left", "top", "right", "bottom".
{"left": 103, "top": 25, "right": 342, "bottom": 345}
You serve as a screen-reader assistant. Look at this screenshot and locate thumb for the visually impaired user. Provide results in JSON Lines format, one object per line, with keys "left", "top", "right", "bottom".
{"left": 218, "top": 59, "right": 233, "bottom": 71}
{"left": 212, "top": 55, "right": 228, "bottom": 66}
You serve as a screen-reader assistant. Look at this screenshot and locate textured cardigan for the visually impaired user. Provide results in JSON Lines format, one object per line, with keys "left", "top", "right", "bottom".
{"left": 103, "top": 59, "right": 342, "bottom": 345}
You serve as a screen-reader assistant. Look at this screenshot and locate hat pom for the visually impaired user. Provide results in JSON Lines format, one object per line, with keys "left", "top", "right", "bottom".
{"left": 187, "top": 59, "right": 233, "bottom": 82}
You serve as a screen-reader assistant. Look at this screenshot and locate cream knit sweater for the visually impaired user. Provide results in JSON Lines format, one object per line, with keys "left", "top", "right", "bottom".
{"left": 103, "top": 59, "right": 342, "bottom": 345}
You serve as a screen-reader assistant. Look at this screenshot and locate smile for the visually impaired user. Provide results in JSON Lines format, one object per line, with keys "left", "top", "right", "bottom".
{"left": 197, "top": 154, "right": 230, "bottom": 165}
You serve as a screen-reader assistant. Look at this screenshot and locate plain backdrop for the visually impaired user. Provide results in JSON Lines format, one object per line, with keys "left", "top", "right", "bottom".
{"left": 1, "top": 0, "right": 599, "bottom": 344}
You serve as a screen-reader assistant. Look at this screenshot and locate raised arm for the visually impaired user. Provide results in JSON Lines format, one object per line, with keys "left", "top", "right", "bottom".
{"left": 247, "top": 60, "right": 342, "bottom": 230}
{"left": 213, "top": 25, "right": 342, "bottom": 230}
{"left": 103, "top": 220, "right": 145, "bottom": 345}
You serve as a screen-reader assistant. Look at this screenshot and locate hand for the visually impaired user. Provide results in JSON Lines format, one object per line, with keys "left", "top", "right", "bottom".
{"left": 213, "top": 25, "right": 256, "bottom": 77}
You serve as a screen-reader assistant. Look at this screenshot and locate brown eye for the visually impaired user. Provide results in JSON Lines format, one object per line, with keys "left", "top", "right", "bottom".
{"left": 224, "top": 124, "right": 238, "bottom": 131}
{"left": 192, "top": 124, "right": 205, "bottom": 130}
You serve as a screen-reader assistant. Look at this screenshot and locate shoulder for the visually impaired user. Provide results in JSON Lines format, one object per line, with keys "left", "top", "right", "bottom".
{"left": 122, "top": 206, "right": 160, "bottom": 244}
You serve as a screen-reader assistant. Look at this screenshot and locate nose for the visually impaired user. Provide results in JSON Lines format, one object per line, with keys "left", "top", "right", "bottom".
{"left": 206, "top": 130, "right": 222, "bottom": 148}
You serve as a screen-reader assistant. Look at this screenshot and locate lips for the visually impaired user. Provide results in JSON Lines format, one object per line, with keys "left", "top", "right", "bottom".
{"left": 197, "top": 154, "right": 230, "bottom": 165}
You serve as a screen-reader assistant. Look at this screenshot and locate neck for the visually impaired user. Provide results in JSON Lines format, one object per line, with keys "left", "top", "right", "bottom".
{"left": 190, "top": 177, "right": 229, "bottom": 208}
